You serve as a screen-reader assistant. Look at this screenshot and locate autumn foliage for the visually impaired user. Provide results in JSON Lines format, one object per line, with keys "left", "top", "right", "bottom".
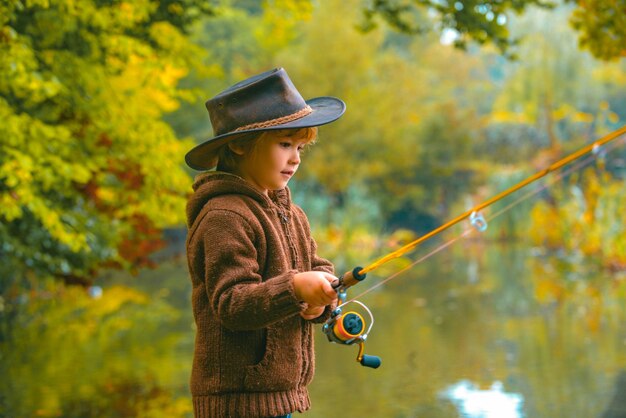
{"left": 0, "top": 0, "right": 208, "bottom": 286}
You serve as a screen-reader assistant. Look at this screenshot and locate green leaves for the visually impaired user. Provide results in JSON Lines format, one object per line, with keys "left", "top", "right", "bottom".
{"left": 360, "top": 0, "right": 556, "bottom": 58}
{"left": 570, "top": 0, "right": 626, "bottom": 60}
{"left": 361, "top": 0, "right": 625, "bottom": 61}
{"left": 0, "top": 0, "right": 208, "bottom": 286}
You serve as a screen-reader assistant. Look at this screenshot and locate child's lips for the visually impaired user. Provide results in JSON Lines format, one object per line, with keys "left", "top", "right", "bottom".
{"left": 281, "top": 170, "right": 294, "bottom": 177}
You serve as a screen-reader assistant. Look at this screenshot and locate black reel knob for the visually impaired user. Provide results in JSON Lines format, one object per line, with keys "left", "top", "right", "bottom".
{"left": 342, "top": 313, "right": 363, "bottom": 335}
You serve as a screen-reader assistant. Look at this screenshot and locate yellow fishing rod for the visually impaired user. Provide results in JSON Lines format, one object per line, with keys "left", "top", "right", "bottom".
{"left": 324, "top": 124, "right": 626, "bottom": 368}
{"left": 339, "top": 124, "right": 626, "bottom": 284}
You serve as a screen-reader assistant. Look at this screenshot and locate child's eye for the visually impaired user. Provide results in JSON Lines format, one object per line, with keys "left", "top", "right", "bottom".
{"left": 280, "top": 142, "right": 291, "bottom": 148}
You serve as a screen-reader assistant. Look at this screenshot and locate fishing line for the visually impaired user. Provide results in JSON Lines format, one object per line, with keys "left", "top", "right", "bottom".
{"left": 345, "top": 133, "right": 626, "bottom": 303}
{"left": 326, "top": 129, "right": 626, "bottom": 368}
{"left": 353, "top": 125, "right": 626, "bottom": 277}
{"left": 346, "top": 230, "right": 473, "bottom": 303}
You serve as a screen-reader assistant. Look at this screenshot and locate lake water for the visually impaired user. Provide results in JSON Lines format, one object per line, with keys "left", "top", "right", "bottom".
{"left": 108, "top": 241, "right": 626, "bottom": 418}
{"left": 307, "top": 242, "right": 626, "bottom": 418}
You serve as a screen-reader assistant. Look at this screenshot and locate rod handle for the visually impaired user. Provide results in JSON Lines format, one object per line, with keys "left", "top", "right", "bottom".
{"left": 332, "top": 266, "right": 367, "bottom": 289}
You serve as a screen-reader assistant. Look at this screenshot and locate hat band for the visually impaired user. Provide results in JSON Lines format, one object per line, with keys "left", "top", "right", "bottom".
{"left": 233, "top": 105, "right": 313, "bottom": 132}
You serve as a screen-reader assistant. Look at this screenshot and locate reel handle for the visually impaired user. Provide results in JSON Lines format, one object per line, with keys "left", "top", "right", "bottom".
{"left": 360, "top": 354, "right": 382, "bottom": 369}
{"left": 332, "top": 266, "right": 367, "bottom": 290}
{"left": 356, "top": 341, "right": 381, "bottom": 369}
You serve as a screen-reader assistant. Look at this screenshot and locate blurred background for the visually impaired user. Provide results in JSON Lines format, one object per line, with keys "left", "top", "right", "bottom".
{"left": 1, "top": 0, "right": 625, "bottom": 417}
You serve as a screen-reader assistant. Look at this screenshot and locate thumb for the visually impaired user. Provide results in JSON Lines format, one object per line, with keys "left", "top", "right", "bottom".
{"left": 321, "top": 279, "right": 337, "bottom": 300}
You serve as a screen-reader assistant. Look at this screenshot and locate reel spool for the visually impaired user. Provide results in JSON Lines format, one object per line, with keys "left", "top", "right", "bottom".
{"left": 322, "top": 300, "right": 382, "bottom": 369}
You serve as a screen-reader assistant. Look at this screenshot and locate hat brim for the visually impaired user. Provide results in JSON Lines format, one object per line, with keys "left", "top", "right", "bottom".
{"left": 185, "top": 96, "right": 346, "bottom": 171}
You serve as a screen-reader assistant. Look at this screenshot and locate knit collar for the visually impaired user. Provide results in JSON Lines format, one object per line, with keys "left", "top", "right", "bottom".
{"left": 268, "top": 188, "right": 291, "bottom": 211}
{"left": 187, "top": 171, "right": 292, "bottom": 228}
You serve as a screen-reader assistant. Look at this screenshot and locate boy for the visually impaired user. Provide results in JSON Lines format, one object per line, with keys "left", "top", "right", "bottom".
{"left": 185, "top": 68, "right": 345, "bottom": 417}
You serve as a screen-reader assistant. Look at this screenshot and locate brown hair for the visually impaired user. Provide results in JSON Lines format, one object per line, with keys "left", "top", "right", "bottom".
{"left": 216, "top": 127, "right": 318, "bottom": 173}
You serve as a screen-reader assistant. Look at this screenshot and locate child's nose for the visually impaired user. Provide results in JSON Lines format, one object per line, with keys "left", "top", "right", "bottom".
{"left": 290, "top": 150, "right": 301, "bottom": 165}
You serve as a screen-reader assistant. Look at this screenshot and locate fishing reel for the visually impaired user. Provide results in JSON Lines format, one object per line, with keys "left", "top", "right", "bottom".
{"left": 322, "top": 267, "right": 382, "bottom": 369}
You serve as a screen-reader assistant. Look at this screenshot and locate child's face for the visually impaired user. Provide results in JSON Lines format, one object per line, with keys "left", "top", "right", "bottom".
{"left": 235, "top": 130, "right": 308, "bottom": 195}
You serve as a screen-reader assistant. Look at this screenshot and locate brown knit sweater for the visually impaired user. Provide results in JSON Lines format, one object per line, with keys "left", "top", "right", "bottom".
{"left": 186, "top": 172, "right": 334, "bottom": 418}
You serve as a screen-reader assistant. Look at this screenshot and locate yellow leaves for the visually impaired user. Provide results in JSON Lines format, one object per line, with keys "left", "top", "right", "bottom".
{"left": 314, "top": 223, "right": 384, "bottom": 273}
{"left": 551, "top": 103, "right": 596, "bottom": 124}
{"left": 529, "top": 201, "right": 561, "bottom": 248}
{"left": 102, "top": 22, "right": 196, "bottom": 120}
{"left": 0, "top": 194, "right": 22, "bottom": 221}
{"left": 255, "top": 0, "right": 314, "bottom": 52}
{"left": 76, "top": 0, "right": 156, "bottom": 32}
{"left": 529, "top": 166, "right": 626, "bottom": 270}
{"left": 490, "top": 99, "right": 615, "bottom": 131}
{"left": 0, "top": 35, "right": 61, "bottom": 103}
{"left": 134, "top": 395, "right": 193, "bottom": 418}
{"left": 107, "top": 51, "right": 187, "bottom": 116}
{"left": 1, "top": 173, "right": 81, "bottom": 249}
{"left": 90, "top": 25, "right": 193, "bottom": 232}
{"left": 160, "top": 63, "right": 188, "bottom": 88}
{"left": 0, "top": 101, "right": 97, "bottom": 252}
{"left": 571, "top": 111, "right": 594, "bottom": 124}
{"left": 0, "top": 154, "right": 33, "bottom": 221}
{"left": 149, "top": 21, "right": 186, "bottom": 52}
{"left": 0, "top": 152, "right": 33, "bottom": 187}
{"left": 29, "top": 199, "right": 89, "bottom": 252}
{"left": 490, "top": 110, "right": 529, "bottom": 124}
{"left": 550, "top": 104, "right": 572, "bottom": 121}
{"left": 592, "top": 64, "right": 626, "bottom": 86}
{"left": 95, "top": 186, "right": 116, "bottom": 205}
{"left": 89, "top": 285, "right": 148, "bottom": 317}
{"left": 533, "top": 264, "right": 565, "bottom": 304}
{"left": 407, "top": 111, "right": 421, "bottom": 124}
{"left": 115, "top": 1, "right": 154, "bottom": 27}
{"left": 599, "top": 100, "right": 610, "bottom": 111}
{"left": 529, "top": 254, "right": 613, "bottom": 337}
{"left": 607, "top": 112, "right": 620, "bottom": 124}
{"left": 491, "top": 103, "right": 596, "bottom": 126}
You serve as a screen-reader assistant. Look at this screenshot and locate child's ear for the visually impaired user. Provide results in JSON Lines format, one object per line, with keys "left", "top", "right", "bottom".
{"left": 228, "top": 142, "right": 245, "bottom": 156}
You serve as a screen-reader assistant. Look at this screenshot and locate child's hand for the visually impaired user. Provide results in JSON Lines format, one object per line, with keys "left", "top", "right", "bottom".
{"left": 293, "top": 271, "right": 337, "bottom": 307}
{"left": 300, "top": 304, "right": 325, "bottom": 320}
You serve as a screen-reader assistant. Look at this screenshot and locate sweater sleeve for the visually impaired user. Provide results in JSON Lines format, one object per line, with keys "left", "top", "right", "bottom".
{"left": 202, "top": 209, "right": 304, "bottom": 331}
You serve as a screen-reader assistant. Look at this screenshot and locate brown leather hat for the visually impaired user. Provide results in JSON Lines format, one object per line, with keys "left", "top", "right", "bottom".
{"left": 185, "top": 68, "right": 346, "bottom": 170}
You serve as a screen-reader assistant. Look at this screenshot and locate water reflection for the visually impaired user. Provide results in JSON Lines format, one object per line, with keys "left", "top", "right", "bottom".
{"left": 602, "top": 372, "right": 626, "bottom": 418}
{"left": 308, "top": 243, "right": 626, "bottom": 418}
{"left": 442, "top": 380, "right": 524, "bottom": 418}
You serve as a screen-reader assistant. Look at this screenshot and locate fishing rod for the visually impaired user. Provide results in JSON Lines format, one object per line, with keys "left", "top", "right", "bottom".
{"left": 323, "top": 124, "right": 626, "bottom": 368}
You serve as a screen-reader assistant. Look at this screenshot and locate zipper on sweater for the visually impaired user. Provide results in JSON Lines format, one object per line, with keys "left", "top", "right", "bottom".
{"left": 278, "top": 209, "right": 299, "bottom": 270}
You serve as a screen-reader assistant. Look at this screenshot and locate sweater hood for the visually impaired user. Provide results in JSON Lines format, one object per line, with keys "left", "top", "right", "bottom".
{"left": 186, "top": 172, "right": 292, "bottom": 229}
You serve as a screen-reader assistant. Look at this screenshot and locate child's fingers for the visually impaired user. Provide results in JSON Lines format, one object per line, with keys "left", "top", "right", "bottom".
{"left": 300, "top": 311, "right": 320, "bottom": 320}
{"left": 309, "top": 288, "right": 333, "bottom": 306}
{"left": 320, "top": 279, "right": 337, "bottom": 303}
{"left": 300, "top": 305, "right": 324, "bottom": 320}
{"left": 321, "top": 272, "right": 338, "bottom": 283}
{"left": 293, "top": 271, "right": 338, "bottom": 305}
{"left": 320, "top": 272, "right": 339, "bottom": 299}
